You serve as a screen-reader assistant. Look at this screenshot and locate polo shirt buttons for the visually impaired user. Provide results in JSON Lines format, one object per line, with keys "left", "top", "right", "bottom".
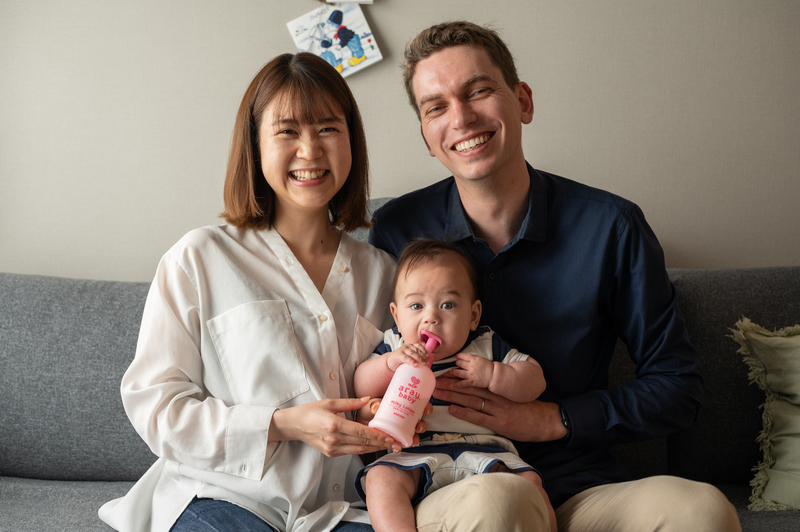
{"left": 329, "top": 372, "right": 338, "bottom": 380}
{"left": 336, "top": 505, "right": 345, "bottom": 513}
{"left": 333, "top": 484, "right": 342, "bottom": 492}
{"left": 319, "top": 314, "right": 328, "bottom": 322}
{"left": 338, "top": 266, "right": 348, "bottom": 273}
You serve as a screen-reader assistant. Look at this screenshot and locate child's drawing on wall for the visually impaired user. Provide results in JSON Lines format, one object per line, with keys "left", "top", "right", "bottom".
{"left": 287, "top": 4, "right": 382, "bottom": 78}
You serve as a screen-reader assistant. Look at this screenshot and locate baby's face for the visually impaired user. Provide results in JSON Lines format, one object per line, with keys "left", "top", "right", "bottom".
{"left": 390, "top": 260, "right": 481, "bottom": 360}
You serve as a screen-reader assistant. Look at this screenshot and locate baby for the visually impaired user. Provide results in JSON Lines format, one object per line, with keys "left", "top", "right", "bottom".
{"left": 354, "top": 239, "right": 556, "bottom": 532}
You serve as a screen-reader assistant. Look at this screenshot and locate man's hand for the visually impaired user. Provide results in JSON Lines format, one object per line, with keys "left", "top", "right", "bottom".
{"left": 433, "top": 376, "right": 567, "bottom": 442}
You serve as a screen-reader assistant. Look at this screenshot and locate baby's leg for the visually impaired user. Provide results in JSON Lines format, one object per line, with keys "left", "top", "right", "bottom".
{"left": 364, "top": 464, "right": 422, "bottom": 532}
{"left": 490, "top": 463, "right": 557, "bottom": 532}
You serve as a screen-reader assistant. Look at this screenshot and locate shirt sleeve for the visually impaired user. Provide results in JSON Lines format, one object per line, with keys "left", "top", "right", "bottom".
{"left": 561, "top": 205, "right": 703, "bottom": 449}
{"left": 120, "top": 253, "right": 274, "bottom": 481}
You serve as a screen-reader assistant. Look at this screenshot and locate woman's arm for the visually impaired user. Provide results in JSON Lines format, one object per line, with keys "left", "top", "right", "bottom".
{"left": 124, "top": 255, "right": 395, "bottom": 481}
{"left": 122, "top": 257, "right": 247, "bottom": 472}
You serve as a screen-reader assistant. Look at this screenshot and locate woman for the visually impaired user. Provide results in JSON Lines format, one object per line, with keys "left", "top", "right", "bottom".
{"left": 99, "top": 53, "right": 399, "bottom": 532}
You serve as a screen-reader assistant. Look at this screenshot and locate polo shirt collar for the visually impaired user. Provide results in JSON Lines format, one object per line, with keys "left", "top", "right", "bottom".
{"left": 443, "top": 163, "right": 548, "bottom": 246}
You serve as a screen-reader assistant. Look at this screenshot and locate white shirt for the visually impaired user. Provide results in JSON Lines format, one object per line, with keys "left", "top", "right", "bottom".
{"left": 99, "top": 225, "right": 395, "bottom": 532}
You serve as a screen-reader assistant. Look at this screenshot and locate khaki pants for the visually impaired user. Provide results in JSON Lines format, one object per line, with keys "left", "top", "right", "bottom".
{"left": 414, "top": 473, "right": 741, "bottom": 532}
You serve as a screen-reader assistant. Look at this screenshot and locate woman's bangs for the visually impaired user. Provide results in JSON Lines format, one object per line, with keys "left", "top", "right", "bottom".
{"left": 273, "top": 83, "right": 345, "bottom": 125}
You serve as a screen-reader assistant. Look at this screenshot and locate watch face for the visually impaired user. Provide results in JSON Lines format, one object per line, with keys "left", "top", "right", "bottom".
{"left": 560, "top": 405, "right": 571, "bottom": 429}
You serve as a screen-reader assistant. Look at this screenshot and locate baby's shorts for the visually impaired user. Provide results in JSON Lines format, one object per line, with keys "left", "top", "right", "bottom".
{"left": 354, "top": 434, "right": 537, "bottom": 504}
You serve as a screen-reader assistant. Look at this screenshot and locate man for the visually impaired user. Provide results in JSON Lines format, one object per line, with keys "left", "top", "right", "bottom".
{"left": 369, "top": 21, "right": 741, "bottom": 531}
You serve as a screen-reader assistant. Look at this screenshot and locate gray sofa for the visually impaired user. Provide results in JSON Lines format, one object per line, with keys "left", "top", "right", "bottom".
{"left": 2, "top": 208, "right": 799, "bottom": 530}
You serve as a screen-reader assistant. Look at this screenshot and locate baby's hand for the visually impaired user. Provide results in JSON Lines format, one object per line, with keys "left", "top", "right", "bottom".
{"left": 385, "top": 343, "right": 430, "bottom": 372}
{"left": 447, "top": 353, "right": 494, "bottom": 389}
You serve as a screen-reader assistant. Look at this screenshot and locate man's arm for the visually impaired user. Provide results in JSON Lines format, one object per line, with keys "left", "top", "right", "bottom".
{"left": 560, "top": 204, "right": 703, "bottom": 449}
{"left": 438, "top": 205, "right": 702, "bottom": 447}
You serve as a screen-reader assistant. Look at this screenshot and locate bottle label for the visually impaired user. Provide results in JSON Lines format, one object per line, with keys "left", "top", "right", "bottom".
{"left": 369, "top": 365, "right": 434, "bottom": 446}
{"left": 396, "top": 384, "right": 421, "bottom": 405}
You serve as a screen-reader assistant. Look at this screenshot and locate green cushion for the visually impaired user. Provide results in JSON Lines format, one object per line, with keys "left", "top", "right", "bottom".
{"left": 733, "top": 318, "right": 800, "bottom": 511}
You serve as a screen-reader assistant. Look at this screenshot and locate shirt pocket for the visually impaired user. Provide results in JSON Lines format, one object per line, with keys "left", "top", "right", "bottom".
{"left": 342, "top": 314, "right": 385, "bottom": 396}
{"left": 208, "top": 300, "right": 309, "bottom": 406}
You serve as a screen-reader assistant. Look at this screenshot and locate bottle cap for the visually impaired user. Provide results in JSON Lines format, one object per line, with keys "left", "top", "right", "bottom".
{"left": 420, "top": 330, "right": 442, "bottom": 367}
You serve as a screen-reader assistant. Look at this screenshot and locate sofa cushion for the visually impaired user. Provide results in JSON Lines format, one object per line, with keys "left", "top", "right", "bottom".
{"left": 0, "top": 273, "right": 156, "bottom": 481}
{"left": 0, "top": 476, "right": 134, "bottom": 531}
{"left": 734, "top": 318, "right": 800, "bottom": 511}
{"left": 664, "top": 267, "right": 800, "bottom": 485}
{"left": 718, "top": 483, "right": 800, "bottom": 532}
{"left": 348, "top": 197, "right": 392, "bottom": 243}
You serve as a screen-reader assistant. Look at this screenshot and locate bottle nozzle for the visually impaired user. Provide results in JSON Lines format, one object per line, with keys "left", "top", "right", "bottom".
{"left": 420, "top": 331, "right": 442, "bottom": 364}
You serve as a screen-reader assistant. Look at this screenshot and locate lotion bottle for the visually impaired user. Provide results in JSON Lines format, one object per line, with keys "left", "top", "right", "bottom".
{"left": 368, "top": 331, "right": 441, "bottom": 447}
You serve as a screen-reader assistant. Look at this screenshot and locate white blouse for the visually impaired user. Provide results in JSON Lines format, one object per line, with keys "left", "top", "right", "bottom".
{"left": 99, "top": 224, "right": 396, "bottom": 532}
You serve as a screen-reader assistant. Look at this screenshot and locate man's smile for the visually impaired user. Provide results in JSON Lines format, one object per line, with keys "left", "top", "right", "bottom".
{"left": 453, "top": 133, "right": 493, "bottom": 153}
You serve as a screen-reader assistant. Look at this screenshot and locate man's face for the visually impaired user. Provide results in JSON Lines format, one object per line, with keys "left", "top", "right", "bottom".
{"left": 412, "top": 45, "right": 533, "bottom": 185}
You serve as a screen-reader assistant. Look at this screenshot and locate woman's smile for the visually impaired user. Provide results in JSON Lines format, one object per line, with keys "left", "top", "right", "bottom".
{"left": 289, "top": 169, "right": 329, "bottom": 182}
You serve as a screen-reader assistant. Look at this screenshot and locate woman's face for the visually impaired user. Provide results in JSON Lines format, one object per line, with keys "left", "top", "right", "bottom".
{"left": 258, "top": 97, "right": 351, "bottom": 219}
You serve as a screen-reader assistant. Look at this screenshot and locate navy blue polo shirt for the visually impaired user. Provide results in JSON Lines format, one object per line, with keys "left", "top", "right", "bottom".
{"left": 369, "top": 164, "right": 702, "bottom": 507}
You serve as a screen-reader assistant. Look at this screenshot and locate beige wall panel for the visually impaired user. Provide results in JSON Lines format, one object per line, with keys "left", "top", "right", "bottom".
{"left": 1, "top": 1, "right": 798, "bottom": 281}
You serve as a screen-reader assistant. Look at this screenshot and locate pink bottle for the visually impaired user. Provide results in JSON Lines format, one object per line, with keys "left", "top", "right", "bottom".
{"left": 369, "top": 331, "right": 441, "bottom": 448}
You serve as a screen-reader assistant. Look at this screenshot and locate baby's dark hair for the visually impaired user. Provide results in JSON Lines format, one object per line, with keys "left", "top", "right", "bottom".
{"left": 393, "top": 239, "right": 479, "bottom": 300}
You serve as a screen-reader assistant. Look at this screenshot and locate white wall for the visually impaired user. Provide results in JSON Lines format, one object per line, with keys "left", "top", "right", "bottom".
{"left": 2, "top": 0, "right": 798, "bottom": 282}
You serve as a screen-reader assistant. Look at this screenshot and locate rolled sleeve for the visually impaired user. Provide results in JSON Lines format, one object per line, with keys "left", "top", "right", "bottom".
{"left": 224, "top": 404, "right": 276, "bottom": 480}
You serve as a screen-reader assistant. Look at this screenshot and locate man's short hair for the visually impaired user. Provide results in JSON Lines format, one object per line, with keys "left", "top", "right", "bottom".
{"left": 393, "top": 238, "right": 479, "bottom": 301}
{"left": 221, "top": 52, "right": 370, "bottom": 231}
{"left": 402, "top": 21, "right": 520, "bottom": 120}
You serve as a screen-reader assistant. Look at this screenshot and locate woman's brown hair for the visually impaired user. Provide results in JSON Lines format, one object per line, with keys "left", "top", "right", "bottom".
{"left": 221, "top": 52, "right": 370, "bottom": 231}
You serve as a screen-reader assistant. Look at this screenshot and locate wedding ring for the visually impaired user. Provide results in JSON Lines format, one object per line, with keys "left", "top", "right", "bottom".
{"left": 479, "top": 399, "right": 485, "bottom": 412}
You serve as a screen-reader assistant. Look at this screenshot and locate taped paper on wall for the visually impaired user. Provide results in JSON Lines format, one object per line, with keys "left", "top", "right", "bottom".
{"left": 287, "top": 4, "right": 382, "bottom": 78}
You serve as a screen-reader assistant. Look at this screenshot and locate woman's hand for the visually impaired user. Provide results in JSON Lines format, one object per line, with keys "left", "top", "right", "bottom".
{"left": 434, "top": 376, "right": 567, "bottom": 443}
{"left": 354, "top": 397, "right": 434, "bottom": 453}
{"left": 270, "top": 397, "right": 398, "bottom": 457}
